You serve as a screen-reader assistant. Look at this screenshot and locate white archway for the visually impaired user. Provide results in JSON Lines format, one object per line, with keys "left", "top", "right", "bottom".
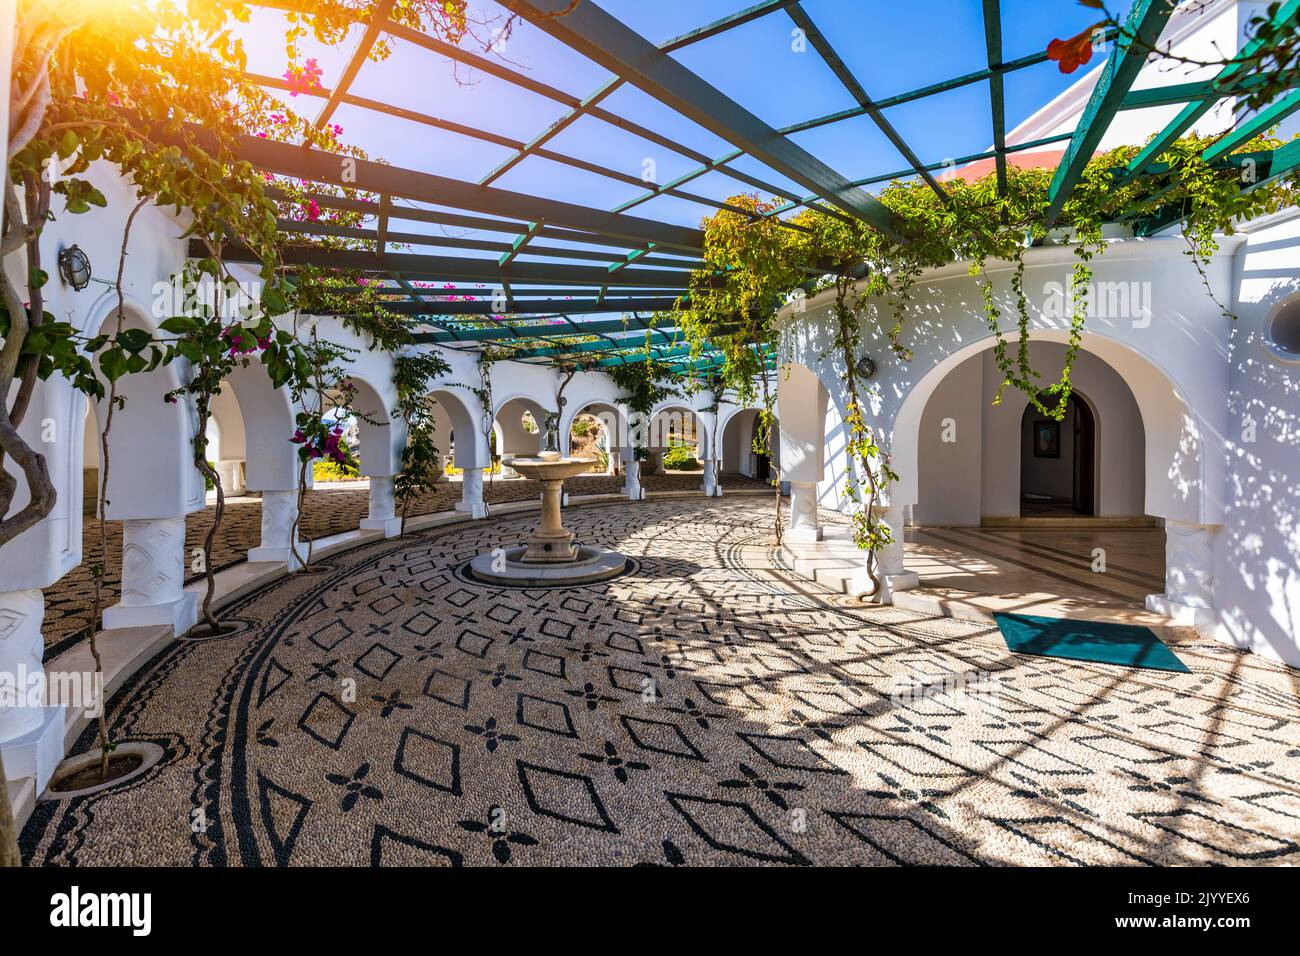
{"left": 720, "top": 406, "right": 781, "bottom": 479}
{"left": 894, "top": 329, "right": 1207, "bottom": 526}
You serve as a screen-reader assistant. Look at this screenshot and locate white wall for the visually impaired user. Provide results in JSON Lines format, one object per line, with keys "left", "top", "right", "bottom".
{"left": 1219, "top": 210, "right": 1300, "bottom": 664}
{"left": 914, "top": 352, "right": 982, "bottom": 525}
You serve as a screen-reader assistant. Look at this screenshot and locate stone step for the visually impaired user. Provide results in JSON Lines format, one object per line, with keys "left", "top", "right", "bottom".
{"left": 977, "top": 515, "right": 1160, "bottom": 529}
{"left": 6, "top": 774, "right": 36, "bottom": 832}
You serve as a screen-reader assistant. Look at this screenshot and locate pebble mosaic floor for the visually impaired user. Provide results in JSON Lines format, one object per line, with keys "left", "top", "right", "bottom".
{"left": 22, "top": 500, "right": 1300, "bottom": 866}
{"left": 41, "top": 473, "right": 767, "bottom": 657}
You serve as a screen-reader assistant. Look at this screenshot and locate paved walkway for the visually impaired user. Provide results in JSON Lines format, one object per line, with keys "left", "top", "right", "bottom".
{"left": 41, "top": 473, "right": 771, "bottom": 656}
{"left": 905, "top": 525, "right": 1169, "bottom": 623}
{"left": 22, "top": 499, "right": 1300, "bottom": 866}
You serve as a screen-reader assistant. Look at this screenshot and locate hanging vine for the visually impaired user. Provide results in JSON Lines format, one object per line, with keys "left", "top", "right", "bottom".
{"left": 676, "top": 129, "right": 1299, "bottom": 571}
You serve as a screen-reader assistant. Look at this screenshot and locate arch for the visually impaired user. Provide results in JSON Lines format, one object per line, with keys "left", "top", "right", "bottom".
{"left": 430, "top": 387, "right": 488, "bottom": 470}
{"left": 648, "top": 402, "right": 710, "bottom": 457}
{"left": 1018, "top": 391, "right": 1095, "bottom": 516}
{"left": 896, "top": 329, "right": 1203, "bottom": 524}
{"left": 82, "top": 299, "right": 199, "bottom": 519}
{"left": 776, "top": 362, "right": 830, "bottom": 486}
{"left": 561, "top": 400, "right": 627, "bottom": 457}
{"left": 345, "top": 374, "right": 397, "bottom": 477}
{"left": 223, "top": 361, "right": 299, "bottom": 491}
{"left": 720, "top": 407, "right": 781, "bottom": 478}
{"left": 493, "top": 394, "right": 549, "bottom": 461}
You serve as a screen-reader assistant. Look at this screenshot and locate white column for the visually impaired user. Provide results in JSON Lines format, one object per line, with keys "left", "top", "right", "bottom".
{"left": 0, "top": 590, "right": 65, "bottom": 794}
{"left": 855, "top": 503, "right": 920, "bottom": 602}
{"left": 249, "top": 489, "right": 303, "bottom": 568}
{"left": 1146, "top": 520, "right": 1220, "bottom": 632}
{"left": 359, "top": 476, "right": 401, "bottom": 537}
{"left": 103, "top": 517, "right": 199, "bottom": 634}
{"left": 624, "top": 458, "right": 644, "bottom": 501}
{"left": 217, "top": 459, "right": 246, "bottom": 496}
{"left": 455, "top": 468, "right": 488, "bottom": 518}
{"left": 787, "top": 481, "right": 822, "bottom": 541}
{"left": 701, "top": 460, "right": 721, "bottom": 497}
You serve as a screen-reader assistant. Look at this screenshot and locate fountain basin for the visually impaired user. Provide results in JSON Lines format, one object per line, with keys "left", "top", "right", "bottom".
{"left": 467, "top": 545, "right": 628, "bottom": 587}
{"left": 507, "top": 454, "right": 594, "bottom": 482}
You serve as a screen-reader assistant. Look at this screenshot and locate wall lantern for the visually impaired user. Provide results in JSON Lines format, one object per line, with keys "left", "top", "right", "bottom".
{"left": 57, "top": 244, "right": 92, "bottom": 291}
{"left": 855, "top": 355, "right": 877, "bottom": 379}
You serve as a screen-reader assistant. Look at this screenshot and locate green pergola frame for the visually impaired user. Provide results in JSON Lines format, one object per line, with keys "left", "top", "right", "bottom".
{"left": 222, "top": 0, "right": 1300, "bottom": 370}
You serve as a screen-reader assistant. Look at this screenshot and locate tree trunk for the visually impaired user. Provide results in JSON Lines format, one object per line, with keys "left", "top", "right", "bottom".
{"left": 0, "top": 748, "right": 21, "bottom": 867}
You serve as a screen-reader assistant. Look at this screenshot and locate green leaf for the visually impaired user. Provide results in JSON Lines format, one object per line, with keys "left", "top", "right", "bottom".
{"left": 99, "top": 348, "right": 128, "bottom": 383}
{"left": 159, "top": 316, "right": 198, "bottom": 334}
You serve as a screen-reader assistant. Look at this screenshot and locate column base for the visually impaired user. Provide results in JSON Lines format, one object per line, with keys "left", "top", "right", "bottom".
{"left": 849, "top": 568, "right": 920, "bottom": 602}
{"left": 248, "top": 545, "right": 305, "bottom": 570}
{"left": 786, "top": 526, "right": 823, "bottom": 543}
{"left": 1146, "top": 593, "right": 1219, "bottom": 635}
{"left": 359, "top": 517, "right": 403, "bottom": 537}
{"left": 103, "top": 590, "right": 198, "bottom": 635}
{"left": 2, "top": 703, "right": 66, "bottom": 799}
{"left": 454, "top": 501, "right": 489, "bottom": 519}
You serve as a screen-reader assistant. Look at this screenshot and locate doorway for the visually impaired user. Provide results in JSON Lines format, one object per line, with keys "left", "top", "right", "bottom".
{"left": 1020, "top": 393, "right": 1096, "bottom": 517}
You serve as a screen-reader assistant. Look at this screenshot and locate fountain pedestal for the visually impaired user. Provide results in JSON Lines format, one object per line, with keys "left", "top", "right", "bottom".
{"left": 522, "top": 475, "right": 578, "bottom": 563}
{"left": 467, "top": 453, "right": 629, "bottom": 586}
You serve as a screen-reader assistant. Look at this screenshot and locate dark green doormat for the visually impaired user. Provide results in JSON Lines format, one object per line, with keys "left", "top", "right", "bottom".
{"left": 993, "top": 612, "right": 1190, "bottom": 673}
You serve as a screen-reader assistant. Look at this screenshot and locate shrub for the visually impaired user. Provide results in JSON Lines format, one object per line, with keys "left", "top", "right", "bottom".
{"left": 313, "top": 458, "right": 360, "bottom": 482}
{"left": 663, "top": 441, "right": 700, "bottom": 471}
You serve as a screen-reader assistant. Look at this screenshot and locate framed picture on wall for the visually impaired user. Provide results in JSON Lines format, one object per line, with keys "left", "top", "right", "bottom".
{"left": 1033, "top": 420, "right": 1060, "bottom": 458}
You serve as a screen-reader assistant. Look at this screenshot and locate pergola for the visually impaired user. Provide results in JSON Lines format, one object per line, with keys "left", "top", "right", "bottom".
{"left": 215, "top": 0, "right": 1300, "bottom": 376}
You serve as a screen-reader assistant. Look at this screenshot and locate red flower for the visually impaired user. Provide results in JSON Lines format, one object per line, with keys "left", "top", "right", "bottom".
{"left": 1047, "top": 24, "right": 1102, "bottom": 74}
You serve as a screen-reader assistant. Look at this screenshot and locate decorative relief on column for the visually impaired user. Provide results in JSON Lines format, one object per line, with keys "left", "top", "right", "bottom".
{"left": 875, "top": 504, "right": 907, "bottom": 576}
{"left": 0, "top": 589, "right": 46, "bottom": 742}
{"left": 1164, "top": 520, "right": 1216, "bottom": 607}
{"left": 787, "top": 481, "right": 822, "bottom": 540}
{"left": 456, "top": 469, "right": 488, "bottom": 518}
{"left": 701, "top": 461, "right": 719, "bottom": 497}
{"left": 120, "top": 518, "right": 185, "bottom": 607}
{"left": 624, "top": 460, "right": 642, "bottom": 500}
{"left": 261, "top": 491, "right": 299, "bottom": 549}
{"left": 368, "top": 476, "right": 396, "bottom": 521}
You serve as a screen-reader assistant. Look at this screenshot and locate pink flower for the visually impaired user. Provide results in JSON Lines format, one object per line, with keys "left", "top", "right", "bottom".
{"left": 304, "top": 198, "right": 321, "bottom": 222}
{"left": 283, "top": 58, "right": 324, "bottom": 97}
{"left": 291, "top": 429, "right": 306, "bottom": 444}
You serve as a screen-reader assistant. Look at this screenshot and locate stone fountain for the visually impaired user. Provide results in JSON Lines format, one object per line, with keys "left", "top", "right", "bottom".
{"left": 467, "top": 451, "right": 628, "bottom": 586}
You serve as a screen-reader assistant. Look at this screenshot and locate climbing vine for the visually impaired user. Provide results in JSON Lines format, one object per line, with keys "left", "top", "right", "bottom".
{"left": 679, "top": 128, "right": 1300, "bottom": 570}
{"left": 392, "top": 349, "right": 452, "bottom": 533}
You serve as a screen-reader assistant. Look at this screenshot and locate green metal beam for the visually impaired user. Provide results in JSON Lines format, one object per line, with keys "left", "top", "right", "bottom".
{"left": 1201, "top": 90, "right": 1300, "bottom": 163}
{"left": 982, "top": 0, "right": 1008, "bottom": 200}
{"left": 482, "top": 0, "right": 799, "bottom": 190}
{"left": 1122, "top": 0, "right": 1300, "bottom": 180}
{"left": 232, "top": 132, "right": 706, "bottom": 254}
{"left": 362, "top": 297, "right": 681, "bottom": 317}
{"left": 411, "top": 316, "right": 683, "bottom": 345}
{"left": 1042, "top": 0, "right": 1179, "bottom": 229}
{"left": 501, "top": 0, "right": 907, "bottom": 242}
{"left": 1242, "top": 137, "right": 1300, "bottom": 193}
{"left": 767, "top": 132, "right": 1076, "bottom": 216}
{"left": 207, "top": 240, "right": 695, "bottom": 289}
{"left": 1119, "top": 70, "right": 1300, "bottom": 110}
{"left": 786, "top": 3, "right": 947, "bottom": 202}
{"left": 502, "top": 329, "right": 683, "bottom": 362}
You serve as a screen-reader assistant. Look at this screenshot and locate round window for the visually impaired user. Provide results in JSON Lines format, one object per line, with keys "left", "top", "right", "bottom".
{"left": 1265, "top": 296, "right": 1300, "bottom": 361}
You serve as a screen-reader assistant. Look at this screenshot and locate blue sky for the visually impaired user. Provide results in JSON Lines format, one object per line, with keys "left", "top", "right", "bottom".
{"left": 238, "top": 1, "right": 1113, "bottom": 307}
